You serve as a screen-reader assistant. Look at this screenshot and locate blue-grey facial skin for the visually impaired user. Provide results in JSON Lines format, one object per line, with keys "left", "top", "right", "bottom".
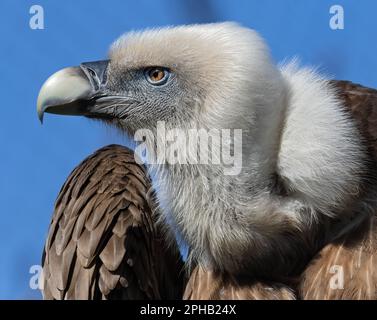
{"left": 98, "top": 62, "right": 199, "bottom": 135}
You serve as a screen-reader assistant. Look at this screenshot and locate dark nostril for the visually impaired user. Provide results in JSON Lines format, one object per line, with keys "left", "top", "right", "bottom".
{"left": 81, "top": 60, "right": 110, "bottom": 88}
{"left": 87, "top": 68, "right": 97, "bottom": 79}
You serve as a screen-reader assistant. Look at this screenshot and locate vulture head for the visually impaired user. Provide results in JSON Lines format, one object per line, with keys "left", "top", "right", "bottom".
{"left": 37, "top": 22, "right": 370, "bottom": 278}
{"left": 38, "top": 23, "right": 284, "bottom": 137}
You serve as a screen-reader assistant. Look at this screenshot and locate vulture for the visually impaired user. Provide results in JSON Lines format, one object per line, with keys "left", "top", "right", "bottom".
{"left": 37, "top": 22, "right": 377, "bottom": 300}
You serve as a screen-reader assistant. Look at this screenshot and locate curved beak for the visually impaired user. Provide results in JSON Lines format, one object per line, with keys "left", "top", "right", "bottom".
{"left": 37, "top": 60, "right": 109, "bottom": 123}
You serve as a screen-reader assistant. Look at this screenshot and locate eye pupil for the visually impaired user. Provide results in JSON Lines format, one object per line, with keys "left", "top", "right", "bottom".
{"left": 150, "top": 69, "right": 164, "bottom": 81}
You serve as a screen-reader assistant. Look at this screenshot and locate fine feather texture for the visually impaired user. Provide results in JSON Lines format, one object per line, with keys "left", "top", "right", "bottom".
{"left": 41, "top": 22, "right": 377, "bottom": 299}
{"left": 297, "top": 81, "right": 377, "bottom": 300}
{"left": 183, "top": 266, "right": 296, "bottom": 300}
{"left": 299, "top": 216, "right": 377, "bottom": 299}
{"left": 42, "top": 82, "right": 377, "bottom": 300}
{"left": 42, "top": 145, "right": 184, "bottom": 299}
{"left": 182, "top": 81, "right": 377, "bottom": 299}
{"left": 106, "top": 23, "right": 371, "bottom": 276}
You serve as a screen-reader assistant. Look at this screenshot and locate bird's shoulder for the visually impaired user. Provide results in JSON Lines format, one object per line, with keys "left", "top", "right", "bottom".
{"left": 330, "top": 80, "right": 377, "bottom": 156}
{"left": 42, "top": 144, "right": 184, "bottom": 299}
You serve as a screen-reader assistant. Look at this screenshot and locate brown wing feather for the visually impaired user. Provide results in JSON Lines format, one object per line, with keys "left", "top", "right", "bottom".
{"left": 42, "top": 144, "right": 184, "bottom": 300}
{"left": 330, "top": 80, "right": 377, "bottom": 157}
{"left": 183, "top": 266, "right": 295, "bottom": 300}
{"left": 298, "top": 81, "right": 377, "bottom": 300}
{"left": 299, "top": 216, "right": 377, "bottom": 299}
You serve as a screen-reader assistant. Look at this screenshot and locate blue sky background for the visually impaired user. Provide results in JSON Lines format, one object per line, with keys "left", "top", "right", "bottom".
{"left": 0, "top": 0, "right": 376, "bottom": 299}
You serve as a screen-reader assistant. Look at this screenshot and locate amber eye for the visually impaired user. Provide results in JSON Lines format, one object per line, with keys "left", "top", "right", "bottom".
{"left": 145, "top": 67, "right": 169, "bottom": 85}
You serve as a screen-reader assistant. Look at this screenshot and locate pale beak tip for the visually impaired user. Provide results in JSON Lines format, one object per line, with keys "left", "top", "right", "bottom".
{"left": 36, "top": 66, "right": 94, "bottom": 123}
{"left": 38, "top": 111, "right": 44, "bottom": 124}
{"left": 37, "top": 96, "right": 46, "bottom": 124}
